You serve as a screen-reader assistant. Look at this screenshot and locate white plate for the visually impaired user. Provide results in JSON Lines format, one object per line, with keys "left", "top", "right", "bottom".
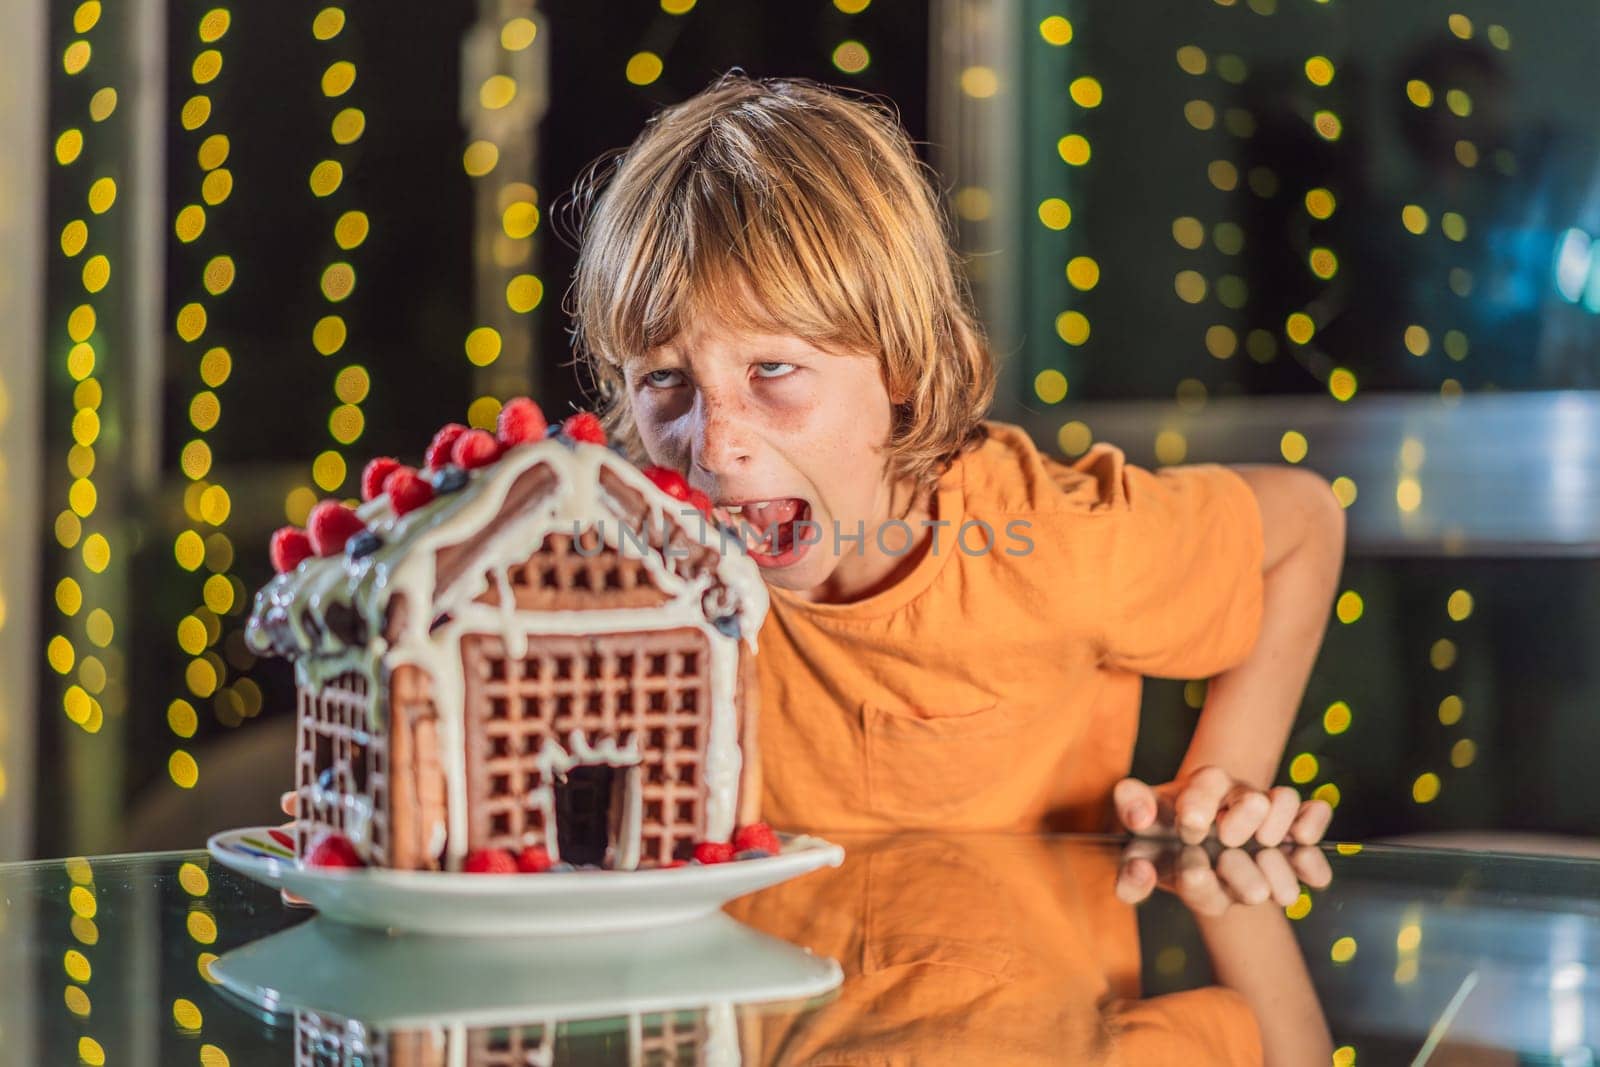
{"left": 210, "top": 912, "right": 843, "bottom": 1030}
{"left": 206, "top": 826, "right": 845, "bottom": 936}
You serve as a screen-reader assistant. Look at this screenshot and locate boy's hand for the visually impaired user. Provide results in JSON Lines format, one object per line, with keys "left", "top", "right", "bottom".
{"left": 1115, "top": 837, "right": 1333, "bottom": 914}
{"left": 1114, "top": 766, "right": 1332, "bottom": 847}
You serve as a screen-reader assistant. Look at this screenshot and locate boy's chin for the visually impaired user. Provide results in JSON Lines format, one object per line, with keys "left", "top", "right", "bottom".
{"left": 752, "top": 548, "right": 834, "bottom": 594}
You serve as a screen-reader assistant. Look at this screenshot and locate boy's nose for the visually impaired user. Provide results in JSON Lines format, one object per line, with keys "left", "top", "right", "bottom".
{"left": 693, "top": 399, "right": 754, "bottom": 476}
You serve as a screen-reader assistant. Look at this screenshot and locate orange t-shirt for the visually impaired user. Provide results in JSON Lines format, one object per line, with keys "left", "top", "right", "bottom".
{"left": 755, "top": 421, "right": 1265, "bottom": 834}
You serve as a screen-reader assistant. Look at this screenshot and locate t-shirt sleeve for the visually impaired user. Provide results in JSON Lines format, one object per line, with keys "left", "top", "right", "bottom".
{"left": 1109, "top": 987, "right": 1264, "bottom": 1066}
{"left": 1081, "top": 449, "right": 1265, "bottom": 679}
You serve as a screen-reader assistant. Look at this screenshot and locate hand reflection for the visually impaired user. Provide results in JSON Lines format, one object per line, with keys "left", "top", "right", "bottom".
{"left": 1115, "top": 838, "right": 1332, "bottom": 916}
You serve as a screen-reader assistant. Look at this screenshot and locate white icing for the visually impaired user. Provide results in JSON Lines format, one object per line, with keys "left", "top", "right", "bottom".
{"left": 247, "top": 439, "right": 768, "bottom": 869}
{"left": 446, "top": 1022, "right": 466, "bottom": 1067}
{"left": 704, "top": 1002, "right": 741, "bottom": 1067}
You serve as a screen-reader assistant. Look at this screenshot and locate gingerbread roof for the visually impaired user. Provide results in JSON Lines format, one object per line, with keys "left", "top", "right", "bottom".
{"left": 245, "top": 437, "right": 770, "bottom": 697}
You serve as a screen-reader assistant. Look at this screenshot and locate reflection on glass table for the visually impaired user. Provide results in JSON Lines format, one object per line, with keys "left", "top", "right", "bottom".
{"left": 1, "top": 834, "right": 1596, "bottom": 1065}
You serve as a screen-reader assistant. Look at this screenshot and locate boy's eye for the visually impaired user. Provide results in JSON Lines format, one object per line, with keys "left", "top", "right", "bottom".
{"left": 754, "top": 361, "right": 795, "bottom": 379}
{"left": 642, "top": 369, "right": 683, "bottom": 388}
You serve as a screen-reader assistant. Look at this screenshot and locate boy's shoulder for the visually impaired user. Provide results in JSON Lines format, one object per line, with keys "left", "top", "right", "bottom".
{"left": 954, "top": 421, "right": 1132, "bottom": 517}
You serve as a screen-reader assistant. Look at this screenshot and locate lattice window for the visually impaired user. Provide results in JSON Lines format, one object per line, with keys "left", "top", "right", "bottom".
{"left": 637, "top": 1012, "right": 708, "bottom": 1066}
{"left": 473, "top": 1022, "right": 555, "bottom": 1067}
{"left": 462, "top": 628, "right": 712, "bottom": 866}
{"left": 295, "top": 1011, "right": 387, "bottom": 1067}
{"left": 296, "top": 673, "right": 390, "bottom": 866}
{"left": 490, "top": 532, "right": 669, "bottom": 614}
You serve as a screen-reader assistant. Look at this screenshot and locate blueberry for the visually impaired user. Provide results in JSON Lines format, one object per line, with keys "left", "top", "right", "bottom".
{"left": 735, "top": 848, "right": 772, "bottom": 861}
{"left": 712, "top": 614, "right": 742, "bottom": 639}
{"left": 549, "top": 861, "right": 575, "bottom": 872}
{"left": 345, "top": 530, "right": 382, "bottom": 560}
{"left": 430, "top": 465, "right": 469, "bottom": 494}
{"left": 316, "top": 768, "right": 336, "bottom": 794}
{"left": 607, "top": 441, "right": 629, "bottom": 457}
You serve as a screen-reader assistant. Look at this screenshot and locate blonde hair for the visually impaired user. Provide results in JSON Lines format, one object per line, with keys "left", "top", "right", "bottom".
{"left": 564, "top": 73, "right": 995, "bottom": 487}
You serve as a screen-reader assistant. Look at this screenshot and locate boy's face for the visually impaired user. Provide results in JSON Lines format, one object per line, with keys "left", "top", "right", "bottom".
{"left": 627, "top": 312, "right": 900, "bottom": 595}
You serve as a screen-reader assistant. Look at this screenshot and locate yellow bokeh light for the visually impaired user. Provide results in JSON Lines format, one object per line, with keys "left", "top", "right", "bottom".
{"left": 182, "top": 94, "right": 212, "bottom": 131}
{"left": 313, "top": 6, "right": 345, "bottom": 40}
{"left": 203, "top": 573, "right": 235, "bottom": 614}
{"left": 1441, "top": 212, "right": 1467, "bottom": 242}
{"left": 313, "top": 315, "right": 347, "bottom": 356}
{"left": 1056, "top": 133, "right": 1091, "bottom": 165}
{"left": 198, "top": 133, "right": 230, "bottom": 171}
{"left": 199, "top": 484, "right": 231, "bottom": 525}
{"left": 180, "top": 439, "right": 213, "bottom": 481}
{"left": 463, "top": 140, "right": 499, "bottom": 177}
{"left": 65, "top": 948, "right": 92, "bottom": 982}
{"left": 174, "top": 529, "right": 205, "bottom": 571}
{"left": 79, "top": 1038, "right": 105, "bottom": 1067}
{"left": 186, "top": 653, "right": 218, "bottom": 697}
{"left": 203, "top": 255, "right": 235, "bottom": 296}
{"left": 69, "top": 478, "right": 97, "bottom": 517}
{"left": 1304, "top": 187, "right": 1336, "bottom": 219}
{"left": 1430, "top": 638, "right": 1457, "bottom": 671}
{"left": 202, "top": 168, "right": 233, "bottom": 205}
{"left": 1313, "top": 110, "right": 1342, "bottom": 141}
{"left": 1065, "top": 256, "right": 1099, "bottom": 291}
{"left": 73, "top": 379, "right": 102, "bottom": 412}
{"left": 64, "top": 986, "right": 90, "bottom": 1016}
{"left": 82, "top": 253, "right": 111, "bottom": 293}
{"left": 285, "top": 486, "right": 318, "bottom": 525}
{"left": 1054, "top": 311, "right": 1090, "bottom": 346}
{"left": 200, "top": 346, "right": 231, "bottom": 386}
{"left": 1331, "top": 476, "right": 1357, "bottom": 508}
{"left": 467, "top": 395, "right": 504, "bottom": 431}
{"left": 68, "top": 443, "right": 96, "bottom": 478}
{"left": 83, "top": 532, "right": 111, "bottom": 573}
{"left": 1329, "top": 367, "right": 1357, "bottom": 402}
{"left": 1443, "top": 330, "right": 1468, "bottom": 362}
{"left": 1280, "top": 430, "right": 1308, "bottom": 464}
{"left": 502, "top": 200, "right": 539, "bottom": 239}
{"left": 1488, "top": 24, "right": 1511, "bottom": 49}
{"left": 321, "top": 262, "right": 356, "bottom": 302}
{"left": 501, "top": 16, "right": 538, "bottom": 50}
{"left": 1040, "top": 16, "right": 1074, "bottom": 46}
{"left": 1176, "top": 45, "right": 1207, "bottom": 75}
{"left": 1069, "top": 76, "right": 1103, "bottom": 108}
{"left": 177, "top": 616, "right": 207, "bottom": 656}
{"left": 192, "top": 49, "right": 223, "bottom": 85}
{"left": 1172, "top": 216, "right": 1204, "bottom": 249}
{"left": 1213, "top": 222, "right": 1245, "bottom": 255}
{"left": 1173, "top": 270, "right": 1207, "bottom": 304}
{"left": 1412, "top": 772, "right": 1441, "bottom": 804}
{"left": 64, "top": 40, "right": 92, "bottom": 76}
{"left": 312, "top": 450, "right": 347, "bottom": 492}
{"left": 1304, "top": 56, "right": 1335, "bottom": 86}
{"left": 72, "top": 407, "right": 100, "bottom": 446}
{"left": 61, "top": 218, "right": 88, "bottom": 256}
{"left": 169, "top": 698, "right": 200, "bottom": 738}
{"left": 64, "top": 685, "right": 91, "bottom": 724}
{"left": 1285, "top": 892, "right": 1313, "bottom": 921}
{"left": 329, "top": 403, "right": 365, "bottom": 445}
{"left": 1438, "top": 694, "right": 1464, "bottom": 726}
{"left": 335, "top": 210, "right": 369, "bottom": 250}
{"left": 506, "top": 274, "right": 544, "bottom": 314}
{"left": 960, "top": 65, "right": 999, "bottom": 98}
{"left": 1309, "top": 247, "right": 1338, "bottom": 279}
{"left": 1285, "top": 312, "right": 1315, "bottom": 345}
{"left": 1184, "top": 100, "right": 1215, "bottom": 130}
{"left": 480, "top": 73, "right": 518, "bottom": 109}
{"left": 68, "top": 304, "right": 96, "bottom": 342}
{"left": 57, "top": 511, "right": 83, "bottom": 549}
{"left": 1034, "top": 369, "right": 1069, "bottom": 404}
{"left": 1401, "top": 203, "right": 1428, "bottom": 235}
{"left": 1289, "top": 753, "right": 1319, "bottom": 784}
{"left": 1445, "top": 88, "right": 1472, "bottom": 117}
{"left": 176, "top": 302, "right": 208, "bottom": 342}
{"left": 199, "top": 7, "right": 230, "bottom": 42}
{"left": 1396, "top": 476, "right": 1422, "bottom": 512}
{"left": 322, "top": 60, "right": 356, "bottom": 97}
{"left": 74, "top": 1, "right": 101, "bottom": 32}
{"left": 832, "top": 41, "right": 870, "bottom": 75}
{"left": 1205, "top": 324, "right": 1237, "bottom": 359}
{"left": 1447, "top": 589, "right": 1474, "bottom": 621}
{"left": 334, "top": 365, "right": 369, "bottom": 404}
{"left": 309, "top": 159, "right": 344, "bottom": 197}
{"left": 1404, "top": 324, "right": 1431, "bottom": 357}
{"left": 465, "top": 326, "right": 503, "bottom": 367}
{"left": 186, "top": 908, "right": 217, "bottom": 942}
{"left": 56, "top": 577, "right": 84, "bottom": 616}
{"left": 1058, "top": 420, "right": 1092, "bottom": 456}
{"left": 1154, "top": 430, "right": 1187, "bottom": 466}
{"left": 48, "top": 635, "right": 76, "bottom": 675}
{"left": 70, "top": 885, "right": 97, "bottom": 919}
{"left": 331, "top": 106, "right": 365, "bottom": 145}
{"left": 1335, "top": 590, "right": 1363, "bottom": 624}
{"left": 1330, "top": 936, "right": 1357, "bottom": 963}
{"left": 56, "top": 128, "right": 84, "bottom": 166}
{"left": 176, "top": 204, "right": 207, "bottom": 243}
{"left": 1450, "top": 738, "right": 1477, "bottom": 769}
{"left": 1324, "top": 701, "right": 1352, "bottom": 735}
{"left": 1455, "top": 139, "right": 1479, "bottom": 168}
{"left": 1037, "top": 198, "right": 1072, "bottom": 230}
{"left": 179, "top": 860, "right": 210, "bottom": 896}
{"left": 174, "top": 997, "right": 203, "bottom": 1030}
{"left": 1448, "top": 12, "right": 1472, "bottom": 38}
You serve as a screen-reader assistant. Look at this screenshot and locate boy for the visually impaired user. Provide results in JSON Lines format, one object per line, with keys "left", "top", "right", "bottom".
{"left": 567, "top": 74, "right": 1343, "bottom": 848}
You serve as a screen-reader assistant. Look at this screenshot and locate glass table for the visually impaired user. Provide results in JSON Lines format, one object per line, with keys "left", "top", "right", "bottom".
{"left": 2, "top": 833, "right": 1596, "bottom": 1065}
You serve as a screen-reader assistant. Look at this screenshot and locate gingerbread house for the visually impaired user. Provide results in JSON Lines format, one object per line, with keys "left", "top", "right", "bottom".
{"left": 246, "top": 427, "right": 769, "bottom": 872}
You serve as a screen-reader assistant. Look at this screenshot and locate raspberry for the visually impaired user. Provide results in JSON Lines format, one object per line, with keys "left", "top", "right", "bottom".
{"left": 663, "top": 859, "right": 689, "bottom": 869}
{"left": 686, "top": 489, "right": 714, "bottom": 518}
{"left": 516, "top": 845, "right": 553, "bottom": 873}
{"left": 383, "top": 466, "right": 434, "bottom": 516}
{"left": 306, "top": 834, "right": 365, "bottom": 869}
{"left": 732, "top": 822, "right": 781, "bottom": 855}
{"left": 425, "top": 423, "right": 469, "bottom": 469}
{"left": 462, "top": 848, "right": 518, "bottom": 874}
{"left": 642, "top": 466, "right": 693, "bottom": 501}
{"left": 361, "top": 457, "right": 401, "bottom": 502}
{"left": 451, "top": 428, "right": 503, "bottom": 470}
{"left": 307, "top": 501, "right": 367, "bottom": 557}
{"left": 269, "top": 526, "right": 314, "bottom": 573}
{"left": 562, "top": 412, "right": 607, "bottom": 446}
{"left": 693, "top": 841, "right": 735, "bottom": 865}
{"left": 496, "top": 397, "right": 548, "bottom": 447}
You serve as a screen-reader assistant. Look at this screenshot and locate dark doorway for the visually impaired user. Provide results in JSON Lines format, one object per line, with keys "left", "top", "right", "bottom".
{"left": 554, "top": 764, "right": 615, "bottom": 866}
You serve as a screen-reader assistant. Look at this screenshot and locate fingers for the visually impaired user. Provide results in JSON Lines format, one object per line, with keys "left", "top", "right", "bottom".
{"left": 1289, "top": 799, "right": 1334, "bottom": 845}
{"left": 1254, "top": 847, "right": 1304, "bottom": 906}
{"left": 1215, "top": 848, "right": 1272, "bottom": 905}
{"left": 1115, "top": 856, "right": 1159, "bottom": 904}
{"left": 1253, "top": 787, "right": 1302, "bottom": 847}
{"left": 1174, "top": 846, "right": 1233, "bottom": 916}
{"left": 1215, "top": 785, "right": 1271, "bottom": 849}
{"left": 1174, "top": 766, "right": 1232, "bottom": 845}
{"left": 1113, "top": 777, "right": 1160, "bottom": 835}
{"left": 1290, "top": 846, "right": 1334, "bottom": 889}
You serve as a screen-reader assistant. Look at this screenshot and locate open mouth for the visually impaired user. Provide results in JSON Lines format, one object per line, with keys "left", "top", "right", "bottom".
{"left": 718, "top": 498, "right": 813, "bottom": 566}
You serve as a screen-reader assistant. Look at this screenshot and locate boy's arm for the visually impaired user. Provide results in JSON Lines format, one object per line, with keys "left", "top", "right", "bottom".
{"left": 1116, "top": 467, "right": 1346, "bottom": 845}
